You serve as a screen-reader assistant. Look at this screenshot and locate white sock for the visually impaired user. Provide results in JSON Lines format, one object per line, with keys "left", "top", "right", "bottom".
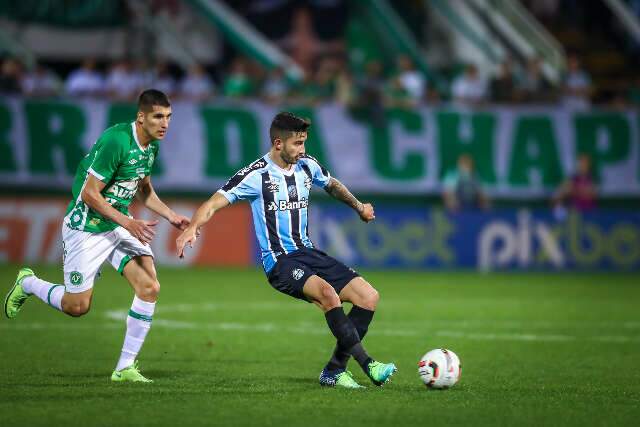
{"left": 22, "top": 276, "right": 64, "bottom": 311}
{"left": 115, "top": 296, "right": 156, "bottom": 372}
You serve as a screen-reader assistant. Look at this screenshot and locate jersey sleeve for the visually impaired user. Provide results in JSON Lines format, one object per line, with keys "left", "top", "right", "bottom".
{"left": 88, "top": 134, "right": 127, "bottom": 183}
{"left": 217, "top": 170, "right": 260, "bottom": 203}
{"left": 301, "top": 155, "right": 331, "bottom": 188}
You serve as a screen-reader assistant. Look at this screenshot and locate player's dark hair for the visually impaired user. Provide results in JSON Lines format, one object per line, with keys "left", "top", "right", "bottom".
{"left": 137, "top": 89, "right": 171, "bottom": 112}
{"left": 269, "top": 112, "right": 310, "bottom": 144}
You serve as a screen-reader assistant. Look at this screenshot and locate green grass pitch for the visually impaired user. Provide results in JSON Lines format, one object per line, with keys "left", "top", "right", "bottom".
{"left": 1, "top": 264, "right": 639, "bottom": 426}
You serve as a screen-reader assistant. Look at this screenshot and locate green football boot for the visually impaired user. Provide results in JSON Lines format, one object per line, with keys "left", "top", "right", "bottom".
{"left": 4, "top": 267, "right": 35, "bottom": 319}
{"left": 319, "top": 368, "right": 365, "bottom": 389}
{"left": 335, "top": 370, "right": 365, "bottom": 389}
{"left": 111, "top": 361, "right": 153, "bottom": 383}
{"left": 367, "top": 361, "right": 397, "bottom": 386}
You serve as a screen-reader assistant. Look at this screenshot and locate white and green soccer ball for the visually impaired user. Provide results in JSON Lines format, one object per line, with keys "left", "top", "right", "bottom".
{"left": 418, "top": 348, "right": 461, "bottom": 389}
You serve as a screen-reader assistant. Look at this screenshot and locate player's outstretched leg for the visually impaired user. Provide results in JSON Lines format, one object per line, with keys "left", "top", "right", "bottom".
{"left": 111, "top": 256, "right": 158, "bottom": 383}
{"left": 323, "top": 277, "right": 396, "bottom": 386}
{"left": 325, "top": 306, "right": 374, "bottom": 370}
{"left": 320, "top": 305, "right": 373, "bottom": 388}
{"left": 305, "top": 276, "right": 396, "bottom": 387}
{"left": 324, "top": 306, "right": 397, "bottom": 386}
{"left": 4, "top": 268, "right": 65, "bottom": 318}
{"left": 111, "top": 295, "right": 155, "bottom": 383}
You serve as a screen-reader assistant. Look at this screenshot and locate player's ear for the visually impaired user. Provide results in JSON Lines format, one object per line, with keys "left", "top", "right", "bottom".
{"left": 273, "top": 138, "right": 282, "bottom": 150}
{"left": 136, "top": 110, "right": 144, "bottom": 124}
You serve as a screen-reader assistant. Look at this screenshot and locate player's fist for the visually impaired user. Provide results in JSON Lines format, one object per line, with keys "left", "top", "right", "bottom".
{"left": 176, "top": 226, "right": 198, "bottom": 259}
{"left": 358, "top": 202, "right": 375, "bottom": 223}
{"left": 169, "top": 212, "right": 191, "bottom": 230}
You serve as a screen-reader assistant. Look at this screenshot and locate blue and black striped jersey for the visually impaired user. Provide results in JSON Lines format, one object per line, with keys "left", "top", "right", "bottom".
{"left": 217, "top": 153, "right": 331, "bottom": 273}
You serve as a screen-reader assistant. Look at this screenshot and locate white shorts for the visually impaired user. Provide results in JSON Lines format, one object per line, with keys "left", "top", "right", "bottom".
{"left": 62, "top": 224, "right": 154, "bottom": 293}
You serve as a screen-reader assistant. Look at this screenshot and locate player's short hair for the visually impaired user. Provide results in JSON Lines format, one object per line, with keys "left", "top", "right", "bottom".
{"left": 269, "top": 112, "right": 310, "bottom": 144}
{"left": 137, "top": 89, "right": 171, "bottom": 112}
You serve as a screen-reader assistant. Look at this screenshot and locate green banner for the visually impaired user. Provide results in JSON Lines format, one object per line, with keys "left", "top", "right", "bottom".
{"left": 1, "top": 99, "right": 638, "bottom": 196}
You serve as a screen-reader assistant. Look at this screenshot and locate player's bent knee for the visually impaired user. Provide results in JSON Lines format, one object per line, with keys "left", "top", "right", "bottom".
{"left": 320, "top": 284, "right": 341, "bottom": 310}
{"left": 361, "top": 288, "right": 380, "bottom": 310}
{"left": 65, "top": 301, "right": 91, "bottom": 317}
{"left": 136, "top": 279, "right": 160, "bottom": 301}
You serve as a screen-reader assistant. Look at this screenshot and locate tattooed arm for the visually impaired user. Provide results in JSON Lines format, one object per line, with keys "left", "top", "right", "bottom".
{"left": 324, "top": 177, "right": 375, "bottom": 222}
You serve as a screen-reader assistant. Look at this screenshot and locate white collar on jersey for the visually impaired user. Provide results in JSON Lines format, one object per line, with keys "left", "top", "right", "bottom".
{"left": 131, "top": 122, "right": 149, "bottom": 152}
{"left": 265, "top": 152, "right": 296, "bottom": 176}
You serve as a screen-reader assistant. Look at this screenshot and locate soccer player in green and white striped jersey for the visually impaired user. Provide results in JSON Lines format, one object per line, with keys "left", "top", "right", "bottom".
{"left": 4, "top": 89, "right": 190, "bottom": 382}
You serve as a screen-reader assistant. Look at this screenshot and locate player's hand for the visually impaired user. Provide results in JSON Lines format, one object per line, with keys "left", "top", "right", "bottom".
{"left": 358, "top": 202, "right": 375, "bottom": 223}
{"left": 176, "top": 226, "right": 198, "bottom": 259}
{"left": 169, "top": 213, "right": 191, "bottom": 230}
{"left": 126, "top": 219, "right": 159, "bottom": 245}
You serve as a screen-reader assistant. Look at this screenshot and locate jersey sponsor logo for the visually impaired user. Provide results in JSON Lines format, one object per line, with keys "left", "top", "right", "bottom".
{"left": 292, "top": 268, "right": 304, "bottom": 280}
{"left": 69, "top": 271, "right": 83, "bottom": 286}
{"left": 267, "top": 198, "right": 309, "bottom": 211}
{"left": 238, "top": 160, "right": 266, "bottom": 177}
{"left": 263, "top": 178, "right": 280, "bottom": 193}
{"left": 105, "top": 179, "right": 139, "bottom": 200}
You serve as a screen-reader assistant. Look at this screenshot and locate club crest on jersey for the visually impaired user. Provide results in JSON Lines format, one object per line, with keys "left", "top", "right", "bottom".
{"left": 288, "top": 184, "right": 298, "bottom": 198}
{"left": 148, "top": 152, "right": 155, "bottom": 167}
{"left": 292, "top": 268, "right": 304, "bottom": 280}
{"left": 304, "top": 177, "right": 312, "bottom": 190}
{"left": 69, "top": 271, "right": 83, "bottom": 286}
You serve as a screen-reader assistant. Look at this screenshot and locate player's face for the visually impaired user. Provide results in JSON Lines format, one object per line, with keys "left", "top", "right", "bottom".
{"left": 280, "top": 132, "right": 307, "bottom": 165}
{"left": 138, "top": 105, "right": 172, "bottom": 140}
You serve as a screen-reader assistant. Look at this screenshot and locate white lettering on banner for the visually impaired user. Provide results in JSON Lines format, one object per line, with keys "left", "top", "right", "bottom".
{"left": 536, "top": 224, "right": 565, "bottom": 267}
{"left": 479, "top": 222, "right": 517, "bottom": 270}
{"left": 478, "top": 211, "right": 564, "bottom": 270}
{"left": 3, "top": 99, "right": 640, "bottom": 196}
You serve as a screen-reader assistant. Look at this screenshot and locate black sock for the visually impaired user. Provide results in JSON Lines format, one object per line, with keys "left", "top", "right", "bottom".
{"left": 326, "top": 306, "right": 375, "bottom": 371}
{"left": 324, "top": 307, "right": 373, "bottom": 373}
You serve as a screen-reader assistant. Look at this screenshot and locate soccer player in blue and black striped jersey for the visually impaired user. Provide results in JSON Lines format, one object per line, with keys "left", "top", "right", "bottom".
{"left": 176, "top": 112, "right": 396, "bottom": 389}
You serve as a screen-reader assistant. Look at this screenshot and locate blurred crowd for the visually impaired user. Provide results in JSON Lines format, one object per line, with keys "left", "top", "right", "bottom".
{"left": 2, "top": 0, "right": 639, "bottom": 110}
{"left": 2, "top": 52, "right": 639, "bottom": 110}
{"left": 441, "top": 152, "right": 597, "bottom": 214}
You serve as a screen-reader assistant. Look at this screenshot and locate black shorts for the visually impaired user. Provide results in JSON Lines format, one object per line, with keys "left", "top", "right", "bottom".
{"left": 267, "top": 247, "right": 360, "bottom": 302}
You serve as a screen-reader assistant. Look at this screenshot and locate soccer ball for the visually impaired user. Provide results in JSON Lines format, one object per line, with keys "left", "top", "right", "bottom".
{"left": 418, "top": 348, "right": 461, "bottom": 389}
